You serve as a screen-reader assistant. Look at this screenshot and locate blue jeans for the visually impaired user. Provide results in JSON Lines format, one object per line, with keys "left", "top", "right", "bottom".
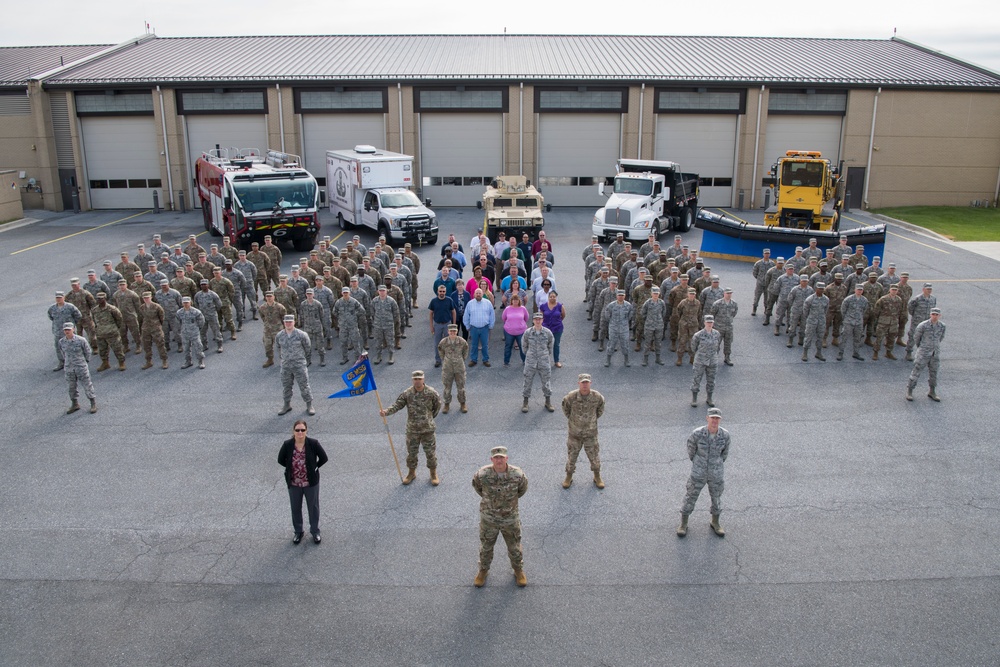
{"left": 504, "top": 331, "right": 525, "bottom": 364}
{"left": 469, "top": 325, "right": 490, "bottom": 362}
{"left": 552, "top": 330, "right": 562, "bottom": 363}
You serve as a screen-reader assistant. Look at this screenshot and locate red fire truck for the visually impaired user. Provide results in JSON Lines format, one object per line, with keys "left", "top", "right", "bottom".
{"left": 195, "top": 148, "right": 320, "bottom": 251}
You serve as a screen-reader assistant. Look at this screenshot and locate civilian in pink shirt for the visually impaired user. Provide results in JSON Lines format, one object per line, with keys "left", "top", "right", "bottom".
{"left": 502, "top": 293, "right": 530, "bottom": 366}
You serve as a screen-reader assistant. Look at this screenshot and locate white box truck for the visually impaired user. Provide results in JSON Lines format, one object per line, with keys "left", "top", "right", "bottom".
{"left": 327, "top": 146, "right": 438, "bottom": 245}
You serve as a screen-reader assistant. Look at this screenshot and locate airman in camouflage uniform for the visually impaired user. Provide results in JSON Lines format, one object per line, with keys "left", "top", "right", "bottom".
{"left": 298, "top": 289, "right": 328, "bottom": 367}
{"left": 860, "top": 273, "right": 884, "bottom": 345}
{"left": 273, "top": 275, "right": 299, "bottom": 322}
{"left": 785, "top": 275, "right": 811, "bottom": 348}
{"left": 154, "top": 280, "right": 183, "bottom": 353}
{"left": 823, "top": 273, "right": 848, "bottom": 348}
{"left": 371, "top": 285, "right": 400, "bottom": 365}
{"left": 210, "top": 266, "right": 237, "bottom": 339}
{"left": 895, "top": 273, "right": 913, "bottom": 348}
{"left": 182, "top": 235, "right": 205, "bottom": 260}
{"left": 698, "top": 276, "right": 724, "bottom": 322}
{"left": 588, "top": 268, "right": 611, "bottom": 335}
{"left": 472, "top": 446, "right": 529, "bottom": 587}
{"left": 59, "top": 323, "right": 97, "bottom": 414}
{"left": 92, "top": 293, "right": 125, "bottom": 371}
{"left": 381, "top": 370, "right": 443, "bottom": 485}
{"left": 906, "top": 283, "right": 937, "bottom": 361}
{"left": 831, "top": 236, "right": 853, "bottom": 261}
{"left": 677, "top": 408, "right": 730, "bottom": 538}
{"left": 48, "top": 292, "right": 82, "bottom": 371}
{"left": 219, "top": 236, "right": 239, "bottom": 264}
{"left": 847, "top": 246, "right": 868, "bottom": 270}
{"left": 383, "top": 277, "right": 407, "bottom": 349}
{"left": 761, "top": 258, "right": 786, "bottom": 325}
{"left": 115, "top": 252, "right": 140, "bottom": 283}
{"left": 522, "top": 313, "right": 555, "bottom": 411}
{"left": 871, "top": 284, "right": 903, "bottom": 360}
{"left": 233, "top": 250, "right": 259, "bottom": 321}
{"left": 772, "top": 265, "right": 798, "bottom": 335}
{"left": 562, "top": 374, "right": 606, "bottom": 489}
{"left": 751, "top": 249, "right": 775, "bottom": 316}
{"left": 690, "top": 316, "right": 722, "bottom": 407}
{"left": 138, "top": 292, "right": 168, "bottom": 369}
{"left": 330, "top": 255, "right": 352, "bottom": 288}
{"left": 801, "top": 283, "right": 830, "bottom": 362}
{"left": 193, "top": 280, "right": 224, "bottom": 353}
{"left": 223, "top": 260, "right": 249, "bottom": 330}
{"left": 307, "top": 249, "right": 327, "bottom": 277}
{"left": 84, "top": 270, "right": 111, "bottom": 302}
{"left": 668, "top": 274, "right": 691, "bottom": 351}
{"left": 131, "top": 271, "right": 156, "bottom": 306}
{"left": 112, "top": 280, "right": 142, "bottom": 355}
{"left": 171, "top": 268, "right": 198, "bottom": 300}
{"left": 387, "top": 265, "right": 411, "bottom": 328}
{"left": 288, "top": 266, "right": 311, "bottom": 304}
{"left": 602, "top": 290, "right": 634, "bottom": 368}
{"left": 906, "top": 308, "right": 945, "bottom": 402}
{"left": 260, "top": 235, "right": 283, "bottom": 288}
{"left": 332, "top": 287, "right": 365, "bottom": 364}
{"left": 631, "top": 274, "right": 654, "bottom": 350}
{"left": 276, "top": 315, "right": 315, "bottom": 416}
{"left": 402, "top": 243, "right": 421, "bottom": 307}
{"left": 176, "top": 297, "right": 206, "bottom": 369}
{"left": 710, "top": 288, "right": 738, "bottom": 366}
{"left": 246, "top": 242, "right": 271, "bottom": 300}
{"left": 348, "top": 277, "right": 372, "bottom": 344}
{"left": 259, "top": 292, "right": 286, "bottom": 368}
{"left": 193, "top": 253, "right": 215, "bottom": 285}
{"left": 640, "top": 287, "right": 667, "bottom": 365}
{"left": 65, "top": 279, "right": 97, "bottom": 347}
{"left": 838, "top": 285, "right": 869, "bottom": 361}
{"left": 438, "top": 324, "right": 469, "bottom": 413}
{"left": 674, "top": 288, "right": 702, "bottom": 365}
{"left": 312, "top": 276, "right": 337, "bottom": 351}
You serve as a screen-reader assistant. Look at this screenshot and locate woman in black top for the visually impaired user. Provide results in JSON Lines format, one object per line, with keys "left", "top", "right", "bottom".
{"left": 277, "top": 420, "right": 328, "bottom": 544}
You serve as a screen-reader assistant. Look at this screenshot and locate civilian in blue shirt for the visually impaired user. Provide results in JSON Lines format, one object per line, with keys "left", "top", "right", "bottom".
{"left": 464, "top": 287, "right": 496, "bottom": 366}
{"left": 432, "top": 268, "right": 457, "bottom": 296}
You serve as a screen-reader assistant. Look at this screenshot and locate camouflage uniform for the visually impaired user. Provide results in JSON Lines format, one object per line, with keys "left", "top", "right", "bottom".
{"left": 138, "top": 300, "right": 168, "bottom": 366}
{"left": 690, "top": 327, "right": 722, "bottom": 398}
{"left": 176, "top": 306, "right": 206, "bottom": 366}
{"left": 384, "top": 283, "right": 407, "bottom": 346}
{"left": 710, "top": 297, "right": 739, "bottom": 364}
{"left": 259, "top": 300, "right": 287, "bottom": 364}
{"left": 246, "top": 249, "right": 271, "bottom": 297}
{"left": 223, "top": 267, "right": 250, "bottom": 328}
{"left": 438, "top": 334, "right": 469, "bottom": 406}
{"left": 371, "top": 295, "right": 400, "bottom": 363}
{"left": 839, "top": 292, "right": 869, "bottom": 360}
{"left": 908, "top": 318, "right": 946, "bottom": 394}
{"left": 681, "top": 424, "right": 731, "bottom": 517}
{"left": 860, "top": 279, "right": 884, "bottom": 343}
{"left": 112, "top": 287, "right": 143, "bottom": 353}
{"left": 210, "top": 274, "right": 237, "bottom": 336}
{"left": 260, "top": 242, "right": 283, "bottom": 288}
{"left": 640, "top": 298, "right": 667, "bottom": 359}
{"left": 473, "top": 462, "right": 528, "bottom": 572}
{"left": 906, "top": 293, "right": 937, "bottom": 355}
{"left": 193, "top": 289, "right": 224, "bottom": 351}
{"left": 896, "top": 280, "right": 914, "bottom": 345}
{"left": 298, "top": 299, "right": 328, "bottom": 366}
{"left": 667, "top": 281, "right": 690, "bottom": 349}
{"left": 762, "top": 263, "right": 785, "bottom": 324}
{"left": 802, "top": 291, "right": 830, "bottom": 360}
{"left": 276, "top": 326, "right": 313, "bottom": 406}
{"left": 522, "top": 325, "right": 555, "bottom": 399}
{"left": 233, "top": 257, "right": 259, "bottom": 318}
{"left": 65, "top": 288, "right": 97, "bottom": 347}
{"left": 385, "top": 384, "right": 442, "bottom": 471}
{"left": 273, "top": 285, "right": 299, "bottom": 321}
{"left": 771, "top": 270, "right": 798, "bottom": 329}
{"left": 84, "top": 277, "right": 112, "bottom": 301}
{"left": 332, "top": 296, "right": 366, "bottom": 362}
{"left": 91, "top": 301, "right": 125, "bottom": 366}
{"left": 631, "top": 283, "right": 653, "bottom": 349}
{"left": 752, "top": 256, "right": 775, "bottom": 313}
{"left": 562, "top": 388, "right": 605, "bottom": 476}
{"left": 602, "top": 299, "right": 634, "bottom": 366}
{"left": 785, "top": 282, "right": 811, "bottom": 345}
{"left": 59, "top": 333, "right": 95, "bottom": 403}
{"left": 872, "top": 292, "right": 903, "bottom": 356}
{"left": 170, "top": 275, "right": 198, "bottom": 300}
{"left": 48, "top": 301, "right": 82, "bottom": 367}
{"left": 823, "top": 280, "right": 849, "bottom": 346}
{"left": 155, "top": 287, "right": 183, "bottom": 351}
{"left": 674, "top": 297, "right": 701, "bottom": 362}
{"left": 349, "top": 286, "right": 372, "bottom": 342}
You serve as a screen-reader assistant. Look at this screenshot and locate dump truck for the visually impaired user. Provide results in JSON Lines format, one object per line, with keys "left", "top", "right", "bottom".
{"left": 479, "top": 175, "right": 548, "bottom": 243}
{"left": 763, "top": 150, "right": 844, "bottom": 231}
{"left": 592, "top": 158, "right": 699, "bottom": 241}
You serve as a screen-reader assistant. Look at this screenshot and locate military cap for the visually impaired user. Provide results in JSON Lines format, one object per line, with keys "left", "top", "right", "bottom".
{"left": 306, "top": 288, "right": 315, "bottom": 294}
{"left": 900, "top": 271, "right": 908, "bottom": 277}
{"left": 840, "top": 234, "right": 848, "bottom": 240}
{"left": 854, "top": 285, "right": 864, "bottom": 291}
{"left": 630, "top": 249, "right": 638, "bottom": 256}
{"left": 616, "top": 232, "right": 624, "bottom": 237}
{"left": 578, "top": 373, "right": 592, "bottom": 383}
{"left": 55, "top": 290, "right": 65, "bottom": 297}
{"left": 251, "top": 241, "right": 260, "bottom": 247}
{"left": 799, "top": 275, "right": 809, "bottom": 282}
{"left": 159, "top": 251, "right": 170, "bottom": 258}
{"left": 682, "top": 245, "right": 690, "bottom": 249}
{"left": 298, "top": 257, "right": 308, "bottom": 263}
{"left": 290, "top": 266, "right": 300, "bottom": 272}
{"left": 868, "top": 272, "right": 878, "bottom": 277}
{"left": 888, "top": 262, "right": 896, "bottom": 268}
{"left": 175, "top": 267, "right": 184, "bottom": 273}
{"left": 70, "top": 277, "right": 80, "bottom": 284}
{"left": 651, "top": 286, "right": 660, "bottom": 293}
{"left": 533, "top": 311, "right": 544, "bottom": 319}
{"left": 87, "top": 269, "right": 96, "bottom": 275}
{"left": 96, "top": 292, "right": 107, "bottom": 299}
{"left": 377, "top": 284, "right": 387, "bottom": 291}
{"left": 411, "top": 370, "right": 425, "bottom": 379}
{"left": 200, "top": 279, "right": 209, "bottom": 285}
{"left": 776, "top": 257, "right": 785, "bottom": 262}
{"left": 603, "top": 257, "right": 612, "bottom": 264}
{"left": 670, "top": 266, "right": 679, "bottom": 272}
{"left": 724, "top": 287, "right": 733, "bottom": 293}
{"left": 704, "top": 315, "right": 715, "bottom": 322}
{"left": 856, "top": 245, "right": 865, "bottom": 249}
{"left": 659, "top": 250, "right": 668, "bottom": 256}
{"left": 819, "top": 261, "right": 828, "bottom": 266}
{"left": 315, "top": 276, "right": 325, "bottom": 282}
{"left": 609, "top": 276, "right": 618, "bottom": 282}
{"left": 889, "top": 284, "right": 898, "bottom": 290}
{"left": 278, "top": 274, "right": 288, "bottom": 280}
{"left": 491, "top": 446, "right": 508, "bottom": 458}
{"left": 349, "top": 276, "right": 359, "bottom": 282}
{"left": 809, "top": 237, "right": 817, "bottom": 243}
{"left": 616, "top": 289, "right": 626, "bottom": 296}
{"left": 188, "top": 234, "right": 197, "bottom": 239}
{"left": 309, "top": 250, "right": 318, "bottom": 255}
{"left": 873, "top": 255, "right": 880, "bottom": 260}
{"left": 212, "top": 266, "right": 222, "bottom": 272}
{"left": 404, "top": 243, "right": 412, "bottom": 248}
{"left": 638, "top": 267, "right": 647, "bottom": 273}
{"left": 62, "top": 322, "right": 75, "bottom": 330}
{"left": 763, "top": 248, "right": 771, "bottom": 253}
{"left": 707, "top": 407, "right": 722, "bottom": 419}
{"left": 711, "top": 275, "right": 720, "bottom": 281}
{"left": 930, "top": 307, "right": 941, "bottom": 315}
{"left": 687, "top": 287, "right": 696, "bottom": 294}
{"left": 153, "top": 234, "right": 161, "bottom": 239}
{"left": 923, "top": 283, "right": 933, "bottom": 289}
{"left": 134, "top": 271, "right": 143, "bottom": 276}
{"left": 197, "top": 251, "right": 207, "bottom": 257}
{"left": 159, "top": 279, "right": 169, "bottom": 285}
{"left": 142, "top": 292, "right": 152, "bottom": 298}
{"left": 137, "top": 243, "right": 144, "bottom": 248}
{"left": 181, "top": 296, "right": 191, "bottom": 303}
{"left": 833, "top": 272, "right": 844, "bottom": 278}
{"left": 238, "top": 249, "right": 247, "bottom": 255}
{"left": 120, "top": 251, "right": 129, "bottom": 257}
{"left": 816, "top": 282, "right": 826, "bottom": 289}
{"left": 117, "top": 279, "right": 127, "bottom": 284}
{"left": 264, "top": 291, "right": 274, "bottom": 296}
{"left": 446, "top": 323, "right": 458, "bottom": 332}
{"left": 341, "top": 287, "right": 350, "bottom": 293}
{"left": 283, "top": 315, "right": 295, "bottom": 322}
{"left": 600, "top": 266, "right": 610, "bottom": 272}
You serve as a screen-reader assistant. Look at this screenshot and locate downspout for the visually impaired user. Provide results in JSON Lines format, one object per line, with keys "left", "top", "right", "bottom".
{"left": 276, "top": 84, "right": 285, "bottom": 153}
{"left": 519, "top": 83, "right": 524, "bottom": 175}
{"left": 863, "top": 87, "right": 881, "bottom": 209}
{"left": 637, "top": 83, "right": 645, "bottom": 159}
{"left": 397, "top": 83, "right": 404, "bottom": 153}
{"left": 156, "top": 86, "right": 175, "bottom": 210}
{"left": 750, "top": 85, "right": 764, "bottom": 209}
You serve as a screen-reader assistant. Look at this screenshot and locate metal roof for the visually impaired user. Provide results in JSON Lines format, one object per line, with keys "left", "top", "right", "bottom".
{"left": 0, "top": 44, "right": 111, "bottom": 86}
{"left": 31, "top": 35, "right": 1000, "bottom": 89}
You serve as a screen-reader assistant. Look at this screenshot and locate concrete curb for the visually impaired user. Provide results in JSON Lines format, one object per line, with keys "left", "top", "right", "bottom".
{"left": 869, "top": 213, "right": 952, "bottom": 242}
{"left": 0, "top": 217, "right": 41, "bottom": 234}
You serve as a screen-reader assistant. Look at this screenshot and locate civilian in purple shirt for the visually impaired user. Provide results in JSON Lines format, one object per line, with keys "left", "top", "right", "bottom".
{"left": 538, "top": 289, "right": 566, "bottom": 367}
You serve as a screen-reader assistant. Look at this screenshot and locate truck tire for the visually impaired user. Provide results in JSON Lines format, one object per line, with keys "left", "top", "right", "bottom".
{"left": 378, "top": 221, "right": 391, "bottom": 244}
{"left": 338, "top": 212, "right": 351, "bottom": 231}
{"left": 651, "top": 221, "right": 661, "bottom": 239}
{"left": 677, "top": 207, "right": 694, "bottom": 233}
{"left": 293, "top": 235, "right": 316, "bottom": 252}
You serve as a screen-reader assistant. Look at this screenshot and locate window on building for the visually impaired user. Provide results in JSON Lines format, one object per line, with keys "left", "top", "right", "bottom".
{"left": 768, "top": 90, "right": 847, "bottom": 115}
{"left": 535, "top": 87, "right": 627, "bottom": 113}
{"left": 415, "top": 88, "right": 507, "bottom": 112}
{"left": 295, "top": 89, "right": 387, "bottom": 113}
{"left": 75, "top": 91, "right": 154, "bottom": 116}
{"left": 656, "top": 89, "right": 745, "bottom": 114}
{"left": 177, "top": 89, "right": 267, "bottom": 114}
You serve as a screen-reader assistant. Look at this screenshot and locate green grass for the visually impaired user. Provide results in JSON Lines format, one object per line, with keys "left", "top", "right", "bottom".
{"left": 873, "top": 206, "right": 1000, "bottom": 242}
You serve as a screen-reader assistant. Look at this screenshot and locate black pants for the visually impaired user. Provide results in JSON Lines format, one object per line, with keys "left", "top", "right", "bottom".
{"left": 288, "top": 484, "right": 320, "bottom": 535}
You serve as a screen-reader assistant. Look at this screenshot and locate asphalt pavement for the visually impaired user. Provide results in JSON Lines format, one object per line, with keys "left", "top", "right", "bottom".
{"left": 1, "top": 204, "right": 998, "bottom": 666}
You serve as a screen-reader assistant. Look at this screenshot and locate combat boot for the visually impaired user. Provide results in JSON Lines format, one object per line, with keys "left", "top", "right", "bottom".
{"left": 374, "top": 352, "right": 383, "bottom": 365}
{"left": 325, "top": 340, "right": 332, "bottom": 350}
{"left": 89, "top": 398, "right": 97, "bottom": 414}
{"left": 689, "top": 354, "right": 694, "bottom": 365}
{"left": 198, "top": 360, "right": 205, "bottom": 369}
{"left": 774, "top": 325, "right": 780, "bottom": 336}
{"left": 852, "top": 352, "right": 864, "bottom": 361}
{"left": 142, "top": 360, "right": 153, "bottom": 370}
{"left": 388, "top": 351, "right": 394, "bottom": 365}
{"left": 821, "top": 337, "right": 828, "bottom": 348}
{"left": 787, "top": 337, "right": 795, "bottom": 348}
{"left": 598, "top": 340, "right": 605, "bottom": 352}
{"left": 66, "top": 400, "right": 80, "bottom": 415}
{"left": 319, "top": 354, "right": 326, "bottom": 367}
{"left": 593, "top": 471, "right": 605, "bottom": 489}
{"left": 181, "top": 360, "right": 193, "bottom": 369}
{"left": 262, "top": 356, "right": 274, "bottom": 368}
{"left": 591, "top": 332, "right": 598, "bottom": 341}
{"left": 836, "top": 350, "right": 844, "bottom": 361}
{"left": 474, "top": 569, "right": 489, "bottom": 587}
{"left": 710, "top": 514, "right": 726, "bottom": 537}
{"left": 634, "top": 341, "right": 641, "bottom": 352}
{"left": 306, "top": 402, "right": 315, "bottom": 416}
{"left": 161, "top": 360, "right": 169, "bottom": 369}
{"left": 442, "top": 403, "right": 450, "bottom": 414}
{"left": 798, "top": 336, "right": 804, "bottom": 347}
{"left": 691, "top": 391, "right": 698, "bottom": 407}
{"left": 751, "top": 307, "right": 757, "bottom": 316}
{"left": 96, "top": 360, "right": 110, "bottom": 372}
{"left": 928, "top": 386, "right": 940, "bottom": 402}
{"left": 216, "top": 343, "right": 223, "bottom": 354}
{"left": 278, "top": 402, "right": 292, "bottom": 415}
{"left": 514, "top": 569, "right": 527, "bottom": 587}
{"left": 905, "top": 350, "right": 913, "bottom": 361}
{"left": 905, "top": 385, "right": 914, "bottom": 401}
{"left": 832, "top": 337, "right": 840, "bottom": 347}
{"left": 562, "top": 473, "right": 573, "bottom": 489}
{"left": 623, "top": 354, "right": 630, "bottom": 367}
{"left": 872, "top": 350, "right": 879, "bottom": 360}
{"left": 670, "top": 340, "right": 676, "bottom": 352}
{"left": 544, "top": 397, "right": 555, "bottom": 412}
{"left": 53, "top": 362, "right": 64, "bottom": 372}
{"left": 460, "top": 403, "right": 467, "bottom": 413}
{"left": 762, "top": 314, "right": 770, "bottom": 325}
{"left": 676, "top": 353, "right": 683, "bottom": 366}
{"left": 429, "top": 468, "right": 440, "bottom": 486}
{"left": 655, "top": 353, "right": 664, "bottom": 365}
{"left": 402, "top": 467, "right": 417, "bottom": 485}
{"left": 865, "top": 335, "right": 873, "bottom": 347}
{"left": 642, "top": 354, "right": 649, "bottom": 366}
{"left": 885, "top": 350, "right": 897, "bottom": 360}
{"left": 118, "top": 360, "right": 126, "bottom": 372}
{"left": 521, "top": 398, "right": 529, "bottom": 413}
{"left": 706, "top": 393, "right": 715, "bottom": 407}
{"left": 815, "top": 352, "right": 826, "bottom": 361}
{"left": 604, "top": 354, "right": 611, "bottom": 367}
{"left": 896, "top": 336, "right": 905, "bottom": 347}
{"left": 676, "top": 513, "right": 689, "bottom": 537}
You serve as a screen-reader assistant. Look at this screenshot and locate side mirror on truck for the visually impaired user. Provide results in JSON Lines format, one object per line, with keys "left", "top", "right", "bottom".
{"left": 598, "top": 182, "right": 607, "bottom": 197}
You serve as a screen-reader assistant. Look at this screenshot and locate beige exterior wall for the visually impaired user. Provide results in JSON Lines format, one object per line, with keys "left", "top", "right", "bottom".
{"left": 734, "top": 86, "right": 769, "bottom": 208}
{"left": 503, "top": 83, "right": 538, "bottom": 179}
{"left": 0, "top": 169, "right": 25, "bottom": 221}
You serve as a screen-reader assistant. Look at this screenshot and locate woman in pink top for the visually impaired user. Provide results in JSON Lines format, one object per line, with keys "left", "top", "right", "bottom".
{"left": 502, "top": 293, "right": 530, "bottom": 366}
{"left": 467, "top": 266, "right": 493, "bottom": 297}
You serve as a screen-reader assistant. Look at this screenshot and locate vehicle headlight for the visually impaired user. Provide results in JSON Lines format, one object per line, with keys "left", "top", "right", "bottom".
{"left": 637, "top": 220, "right": 651, "bottom": 229}
{"left": 593, "top": 214, "right": 602, "bottom": 225}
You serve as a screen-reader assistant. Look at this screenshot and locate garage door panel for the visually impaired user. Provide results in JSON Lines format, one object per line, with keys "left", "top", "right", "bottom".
{"left": 303, "top": 114, "right": 385, "bottom": 183}
{"left": 422, "top": 114, "right": 502, "bottom": 207}
{"left": 763, "top": 116, "right": 842, "bottom": 170}
{"left": 538, "top": 114, "right": 619, "bottom": 207}
{"left": 656, "top": 114, "right": 736, "bottom": 207}
{"left": 82, "top": 116, "right": 160, "bottom": 209}
{"left": 186, "top": 116, "right": 268, "bottom": 178}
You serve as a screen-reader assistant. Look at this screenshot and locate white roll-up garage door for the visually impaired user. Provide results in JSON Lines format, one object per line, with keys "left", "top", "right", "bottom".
{"left": 185, "top": 115, "right": 268, "bottom": 179}
{"left": 302, "top": 114, "right": 386, "bottom": 185}
{"left": 81, "top": 116, "right": 161, "bottom": 209}
{"left": 655, "top": 114, "right": 737, "bottom": 207}
{"left": 762, "top": 116, "right": 843, "bottom": 175}
{"left": 538, "top": 114, "right": 620, "bottom": 207}
{"left": 420, "top": 113, "right": 503, "bottom": 207}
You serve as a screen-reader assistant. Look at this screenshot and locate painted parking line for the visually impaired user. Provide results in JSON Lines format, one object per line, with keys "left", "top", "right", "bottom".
{"left": 905, "top": 278, "right": 1000, "bottom": 282}
{"left": 886, "top": 230, "right": 950, "bottom": 254}
{"left": 9, "top": 210, "right": 152, "bottom": 255}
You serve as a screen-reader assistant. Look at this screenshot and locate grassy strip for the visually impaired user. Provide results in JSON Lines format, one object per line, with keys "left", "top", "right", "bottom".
{"left": 873, "top": 206, "right": 1000, "bottom": 242}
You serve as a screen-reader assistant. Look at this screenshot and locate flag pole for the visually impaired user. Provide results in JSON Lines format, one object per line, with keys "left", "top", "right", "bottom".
{"left": 374, "top": 389, "right": 404, "bottom": 482}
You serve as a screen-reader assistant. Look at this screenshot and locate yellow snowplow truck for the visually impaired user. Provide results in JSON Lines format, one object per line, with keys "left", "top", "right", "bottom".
{"left": 763, "top": 151, "right": 844, "bottom": 231}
